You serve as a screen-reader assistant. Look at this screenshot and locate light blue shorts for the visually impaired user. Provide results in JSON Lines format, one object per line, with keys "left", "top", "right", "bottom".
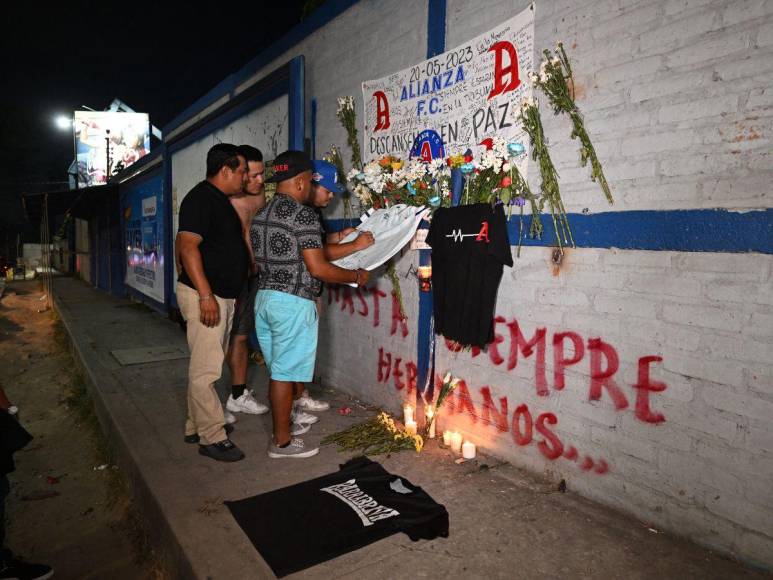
{"left": 254, "top": 290, "right": 318, "bottom": 382}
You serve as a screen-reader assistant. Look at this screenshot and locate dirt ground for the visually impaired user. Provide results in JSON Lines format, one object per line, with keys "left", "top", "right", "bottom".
{"left": 1, "top": 280, "right": 155, "bottom": 579}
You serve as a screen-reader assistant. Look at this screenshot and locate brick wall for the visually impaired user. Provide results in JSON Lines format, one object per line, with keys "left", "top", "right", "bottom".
{"left": 237, "top": 0, "right": 773, "bottom": 567}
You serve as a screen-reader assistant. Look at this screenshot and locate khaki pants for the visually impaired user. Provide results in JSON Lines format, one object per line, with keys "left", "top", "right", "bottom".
{"left": 177, "top": 283, "right": 236, "bottom": 445}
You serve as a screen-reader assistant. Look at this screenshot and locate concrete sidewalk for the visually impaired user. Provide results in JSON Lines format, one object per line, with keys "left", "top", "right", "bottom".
{"left": 53, "top": 277, "right": 764, "bottom": 579}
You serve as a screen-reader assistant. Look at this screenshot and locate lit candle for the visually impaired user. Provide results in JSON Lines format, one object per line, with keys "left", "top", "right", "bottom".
{"left": 425, "top": 406, "right": 436, "bottom": 439}
{"left": 443, "top": 430, "right": 452, "bottom": 446}
{"left": 403, "top": 404, "right": 414, "bottom": 425}
{"left": 451, "top": 431, "right": 463, "bottom": 453}
{"left": 462, "top": 440, "right": 476, "bottom": 459}
{"left": 405, "top": 419, "right": 417, "bottom": 435}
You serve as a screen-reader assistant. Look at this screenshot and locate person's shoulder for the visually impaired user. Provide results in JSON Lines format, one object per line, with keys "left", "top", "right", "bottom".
{"left": 295, "top": 205, "right": 321, "bottom": 226}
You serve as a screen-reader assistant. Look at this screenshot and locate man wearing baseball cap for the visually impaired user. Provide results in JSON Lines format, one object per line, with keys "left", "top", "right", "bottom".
{"left": 251, "top": 151, "right": 369, "bottom": 458}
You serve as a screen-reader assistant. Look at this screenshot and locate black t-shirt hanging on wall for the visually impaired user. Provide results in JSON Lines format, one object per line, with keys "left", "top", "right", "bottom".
{"left": 427, "top": 203, "right": 513, "bottom": 348}
{"left": 225, "top": 456, "right": 449, "bottom": 577}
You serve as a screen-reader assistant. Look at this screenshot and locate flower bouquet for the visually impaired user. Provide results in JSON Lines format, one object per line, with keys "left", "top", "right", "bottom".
{"left": 321, "top": 411, "right": 424, "bottom": 455}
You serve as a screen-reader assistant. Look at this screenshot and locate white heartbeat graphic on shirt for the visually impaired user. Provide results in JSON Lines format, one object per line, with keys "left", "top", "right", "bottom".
{"left": 445, "top": 229, "right": 478, "bottom": 242}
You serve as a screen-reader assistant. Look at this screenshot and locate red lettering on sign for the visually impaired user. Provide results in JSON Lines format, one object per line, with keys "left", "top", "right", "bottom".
{"left": 393, "top": 357, "right": 405, "bottom": 390}
{"left": 511, "top": 404, "right": 533, "bottom": 446}
{"left": 370, "top": 287, "right": 387, "bottom": 328}
{"left": 377, "top": 347, "right": 391, "bottom": 382}
{"left": 355, "top": 288, "right": 369, "bottom": 317}
{"left": 374, "top": 91, "right": 391, "bottom": 131}
{"left": 405, "top": 362, "right": 417, "bottom": 394}
{"left": 488, "top": 41, "right": 521, "bottom": 99}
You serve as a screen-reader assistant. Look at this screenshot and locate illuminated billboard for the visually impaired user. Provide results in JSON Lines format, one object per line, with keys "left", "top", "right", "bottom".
{"left": 74, "top": 111, "right": 150, "bottom": 187}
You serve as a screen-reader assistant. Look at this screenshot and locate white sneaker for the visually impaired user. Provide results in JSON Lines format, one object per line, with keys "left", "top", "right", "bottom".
{"left": 291, "top": 409, "right": 319, "bottom": 425}
{"left": 296, "top": 394, "right": 330, "bottom": 412}
{"left": 268, "top": 437, "right": 319, "bottom": 459}
{"left": 291, "top": 422, "right": 311, "bottom": 436}
{"left": 224, "top": 410, "right": 237, "bottom": 424}
{"left": 226, "top": 389, "right": 269, "bottom": 415}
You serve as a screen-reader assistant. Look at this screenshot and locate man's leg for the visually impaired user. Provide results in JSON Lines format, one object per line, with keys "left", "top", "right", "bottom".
{"left": 177, "top": 284, "right": 229, "bottom": 445}
{"left": 269, "top": 380, "right": 294, "bottom": 445}
{"left": 227, "top": 334, "right": 249, "bottom": 394}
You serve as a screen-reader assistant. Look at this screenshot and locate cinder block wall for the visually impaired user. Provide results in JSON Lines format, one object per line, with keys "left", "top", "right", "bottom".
{"left": 243, "top": 0, "right": 772, "bottom": 567}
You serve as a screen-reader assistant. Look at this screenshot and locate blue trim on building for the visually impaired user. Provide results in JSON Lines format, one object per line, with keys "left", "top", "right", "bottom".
{"left": 311, "top": 98, "right": 318, "bottom": 159}
{"left": 326, "top": 209, "right": 773, "bottom": 254}
{"left": 508, "top": 209, "right": 773, "bottom": 254}
{"left": 427, "top": 0, "right": 447, "bottom": 58}
{"left": 289, "top": 56, "right": 306, "bottom": 151}
{"left": 163, "top": 0, "right": 360, "bottom": 137}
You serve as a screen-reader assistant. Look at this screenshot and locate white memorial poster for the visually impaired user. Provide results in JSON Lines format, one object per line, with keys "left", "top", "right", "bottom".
{"left": 362, "top": 4, "right": 535, "bottom": 172}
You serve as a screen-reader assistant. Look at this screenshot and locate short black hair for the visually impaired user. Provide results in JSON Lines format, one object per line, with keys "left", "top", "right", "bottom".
{"left": 206, "top": 143, "right": 243, "bottom": 177}
{"left": 237, "top": 144, "right": 263, "bottom": 163}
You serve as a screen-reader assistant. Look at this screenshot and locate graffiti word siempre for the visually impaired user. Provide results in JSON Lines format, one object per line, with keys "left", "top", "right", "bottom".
{"left": 444, "top": 318, "right": 668, "bottom": 424}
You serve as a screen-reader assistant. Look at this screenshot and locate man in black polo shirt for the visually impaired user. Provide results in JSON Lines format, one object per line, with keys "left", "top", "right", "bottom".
{"left": 176, "top": 143, "right": 249, "bottom": 462}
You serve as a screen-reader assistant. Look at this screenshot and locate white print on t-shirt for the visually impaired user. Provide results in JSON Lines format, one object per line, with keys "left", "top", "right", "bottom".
{"left": 320, "top": 479, "right": 401, "bottom": 527}
{"left": 445, "top": 221, "right": 490, "bottom": 243}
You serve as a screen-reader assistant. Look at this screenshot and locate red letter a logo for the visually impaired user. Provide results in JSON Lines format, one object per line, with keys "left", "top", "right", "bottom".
{"left": 374, "top": 91, "right": 391, "bottom": 131}
{"left": 487, "top": 41, "right": 521, "bottom": 100}
{"left": 476, "top": 221, "right": 490, "bottom": 243}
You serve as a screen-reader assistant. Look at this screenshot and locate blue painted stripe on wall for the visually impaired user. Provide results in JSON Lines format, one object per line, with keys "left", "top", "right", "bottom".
{"left": 325, "top": 209, "right": 773, "bottom": 254}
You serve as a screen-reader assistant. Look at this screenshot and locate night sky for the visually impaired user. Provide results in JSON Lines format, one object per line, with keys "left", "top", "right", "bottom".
{"left": 0, "top": 0, "right": 310, "bottom": 247}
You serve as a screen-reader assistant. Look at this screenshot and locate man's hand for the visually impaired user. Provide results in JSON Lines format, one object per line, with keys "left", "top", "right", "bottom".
{"left": 352, "top": 231, "right": 375, "bottom": 251}
{"left": 199, "top": 296, "right": 220, "bottom": 327}
{"left": 355, "top": 269, "right": 371, "bottom": 287}
{"left": 339, "top": 227, "right": 357, "bottom": 239}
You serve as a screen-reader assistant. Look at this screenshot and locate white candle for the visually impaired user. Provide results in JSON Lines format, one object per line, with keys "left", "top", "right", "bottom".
{"left": 462, "top": 440, "right": 476, "bottom": 459}
{"left": 405, "top": 419, "right": 417, "bottom": 435}
{"left": 443, "top": 430, "right": 452, "bottom": 446}
{"left": 451, "top": 431, "right": 463, "bottom": 453}
{"left": 425, "top": 407, "right": 436, "bottom": 439}
{"left": 403, "top": 404, "right": 414, "bottom": 425}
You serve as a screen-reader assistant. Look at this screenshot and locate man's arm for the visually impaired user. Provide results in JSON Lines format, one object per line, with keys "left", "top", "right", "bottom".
{"left": 177, "top": 232, "right": 220, "bottom": 327}
{"left": 302, "top": 248, "right": 370, "bottom": 286}
{"left": 323, "top": 231, "right": 374, "bottom": 261}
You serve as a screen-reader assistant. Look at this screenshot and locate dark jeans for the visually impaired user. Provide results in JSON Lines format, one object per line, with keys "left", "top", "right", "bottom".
{"left": 0, "top": 474, "right": 10, "bottom": 565}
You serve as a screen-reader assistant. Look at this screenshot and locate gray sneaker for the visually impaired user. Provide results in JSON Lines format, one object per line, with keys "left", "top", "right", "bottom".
{"left": 268, "top": 437, "right": 319, "bottom": 459}
{"left": 291, "top": 422, "right": 311, "bottom": 436}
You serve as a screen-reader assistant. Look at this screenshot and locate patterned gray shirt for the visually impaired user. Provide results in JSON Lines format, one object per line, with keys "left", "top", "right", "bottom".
{"left": 250, "top": 193, "right": 323, "bottom": 300}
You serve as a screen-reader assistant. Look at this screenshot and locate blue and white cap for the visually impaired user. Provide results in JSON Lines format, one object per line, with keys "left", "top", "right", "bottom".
{"left": 312, "top": 160, "right": 345, "bottom": 194}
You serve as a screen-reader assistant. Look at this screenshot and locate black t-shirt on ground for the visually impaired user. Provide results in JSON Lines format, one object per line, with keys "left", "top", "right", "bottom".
{"left": 225, "top": 456, "right": 449, "bottom": 577}
{"left": 178, "top": 181, "right": 248, "bottom": 299}
{"left": 427, "top": 203, "right": 513, "bottom": 348}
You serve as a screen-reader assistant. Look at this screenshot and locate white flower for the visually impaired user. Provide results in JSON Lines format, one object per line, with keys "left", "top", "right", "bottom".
{"left": 529, "top": 71, "right": 539, "bottom": 84}
{"left": 443, "top": 372, "right": 452, "bottom": 384}
{"left": 551, "top": 57, "right": 561, "bottom": 67}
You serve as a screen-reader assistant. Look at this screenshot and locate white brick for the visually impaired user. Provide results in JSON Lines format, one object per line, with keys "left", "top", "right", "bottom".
{"left": 536, "top": 287, "right": 590, "bottom": 308}
{"left": 722, "top": 0, "right": 773, "bottom": 27}
{"left": 747, "top": 87, "right": 773, "bottom": 109}
{"left": 595, "top": 55, "right": 663, "bottom": 85}
{"left": 591, "top": 425, "right": 659, "bottom": 461}
{"left": 658, "top": 94, "right": 739, "bottom": 123}
{"left": 666, "top": 32, "right": 751, "bottom": 68}
{"left": 759, "top": 19, "right": 773, "bottom": 46}
{"left": 674, "top": 252, "right": 768, "bottom": 278}
{"left": 620, "top": 129, "right": 698, "bottom": 156}
{"left": 662, "top": 353, "right": 745, "bottom": 387}
{"left": 702, "top": 385, "right": 773, "bottom": 423}
{"left": 604, "top": 249, "right": 673, "bottom": 269}
{"left": 625, "top": 273, "right": 703, "bottom": 298}
{"left": 629, "top": 69, "right": 712, "bottom": 102}
{"left": 744, "top": 365, "right": 773, "bottom": 394}
{"left": 639, "top": 9, "right": 721, "bottom": 54}
{"left": 662, "top": 400, "right": 744, "bottom": 442}
{"left": 619, "top": 413, "right": 694, "bottom": 451}
{"left": 664, "top": 0, "right": 717, "bottom": 18}
{"left": 595, "top": 293, "right": 659, "bottom": 318}
{"left": 661, "top": 303, "right": 746, "bottom": 331}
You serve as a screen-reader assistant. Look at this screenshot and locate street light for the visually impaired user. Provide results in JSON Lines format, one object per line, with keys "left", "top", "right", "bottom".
{"left": 55, "top": 115, "right": 72, "bottom": 130}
